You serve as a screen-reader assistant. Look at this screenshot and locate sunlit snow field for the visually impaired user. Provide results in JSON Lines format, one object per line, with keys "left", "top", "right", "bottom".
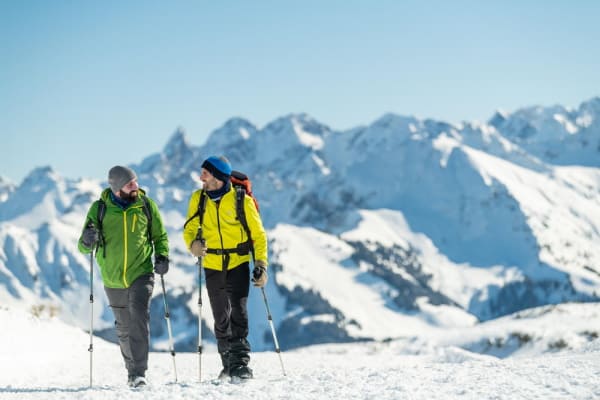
{"left": 0, "top": 307, "right": 598, "bottom": 400}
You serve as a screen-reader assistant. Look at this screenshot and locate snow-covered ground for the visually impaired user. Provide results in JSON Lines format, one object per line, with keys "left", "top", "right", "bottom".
{"left": 0, "top": 306, "right": 598, "bottom": 400}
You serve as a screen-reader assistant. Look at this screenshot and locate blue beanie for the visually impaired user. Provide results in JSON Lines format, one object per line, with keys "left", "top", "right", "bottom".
{"left": 202, "top": 156, "right": 232, "bottom": 182}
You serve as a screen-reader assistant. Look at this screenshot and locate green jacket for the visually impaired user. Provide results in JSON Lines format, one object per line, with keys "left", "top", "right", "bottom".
{"left": 78, "top": 188, "right": 169, "bottom": 288}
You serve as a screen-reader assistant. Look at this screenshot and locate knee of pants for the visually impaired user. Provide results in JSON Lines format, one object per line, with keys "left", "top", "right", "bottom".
{"left": 129, "top": 294, "right": 152, "bottom": 318}
{"left": 112, "top": 306, "right": 130, "bottom": 332}
{"left": 129, "top": 301, "right": 150, "bottom": 316}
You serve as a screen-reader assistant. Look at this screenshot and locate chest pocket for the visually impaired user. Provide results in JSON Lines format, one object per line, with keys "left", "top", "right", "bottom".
{"left": 128, "top": 205, "right": 151, "bottom": 243}
{"left": 220, "top": 208, "right": 239, "bottom": 226}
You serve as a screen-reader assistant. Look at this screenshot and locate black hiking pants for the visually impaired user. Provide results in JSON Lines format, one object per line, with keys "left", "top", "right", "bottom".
{"left": 205, "top": 262, "right": 251, "bottom": 370}
{"left": 104, "top": 273, "right": 154, "bottom": 377}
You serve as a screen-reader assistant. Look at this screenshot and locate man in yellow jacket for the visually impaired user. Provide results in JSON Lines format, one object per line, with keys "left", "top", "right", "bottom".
{"left": 183, "top": 155, "right": 268, "bottom": 381}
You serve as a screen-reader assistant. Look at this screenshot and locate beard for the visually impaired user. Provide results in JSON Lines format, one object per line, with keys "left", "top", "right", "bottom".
{"left": 119, "top": 189, "right": 139, "bottom": 203}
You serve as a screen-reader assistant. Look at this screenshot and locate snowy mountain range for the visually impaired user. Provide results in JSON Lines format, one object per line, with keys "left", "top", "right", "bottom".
{"left": 0, "top": 97, "right": 599, "bottom": 355}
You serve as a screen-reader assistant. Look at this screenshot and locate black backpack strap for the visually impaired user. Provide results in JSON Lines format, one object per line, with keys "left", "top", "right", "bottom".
{"left": 235, "top": 186, "right": 251, "bottom": 240}
{"left": 196, "top": 190, "right": 207, "bottom": 240}
{"left": 97, "top": 199, "right": 106, "bottom": 228}
{"left": 141, "top": 195, "right": 153, "bottom": 244}
{"left": 183, "top": 212, "right": 198, "bottom": 229}
{"left": 183, "top": 190, "right": 207, "bottom": 230}
{"left": 96, "top": 199, "right": 107, "bottom": 257}
{"left": 234, "top": 186, "right": 255, "bottom": 264}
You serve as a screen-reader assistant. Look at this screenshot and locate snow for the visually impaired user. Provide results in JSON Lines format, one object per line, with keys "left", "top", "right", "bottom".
{"left": 272, "top": 224, "right": 451, "bottom": 337}
{"left": 553, "top": 113, "right": 579, "bottom": 134}
{"left": 239, "top": 127, "right": 251, "bottom": 140}
{"left": 292, "top": 117, "right": 324, "bottom": 150}
{"left": 0, "top": 306, "right": 598, "bottom": 399}
{"left": 462, "top": 146, "right": 600, "bottom": 285}
{"left": 339, "top": 210, "right": 503, "bottom": 313}
{"left": 1, "top": 98, "right": 600, "bottom": 398}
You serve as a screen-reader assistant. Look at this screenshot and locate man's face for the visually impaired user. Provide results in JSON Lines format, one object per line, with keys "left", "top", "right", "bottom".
{"left": 119, "top": 179, "right": 139, "bottom": 202}
{"left": 200, "top": 168, "right": 223, "bottom": 191}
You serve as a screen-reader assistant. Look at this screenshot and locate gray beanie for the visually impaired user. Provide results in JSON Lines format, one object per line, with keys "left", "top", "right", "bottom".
{"left": 108, "top": 165, "right": 137, "bottom": 193}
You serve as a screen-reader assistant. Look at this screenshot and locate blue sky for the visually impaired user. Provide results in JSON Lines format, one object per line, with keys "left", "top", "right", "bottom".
{"left": 2, "top": 1, "right": 599, "bottom": 184}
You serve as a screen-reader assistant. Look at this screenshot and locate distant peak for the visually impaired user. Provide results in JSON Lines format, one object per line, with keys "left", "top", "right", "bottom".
{"left": 287, "top": 112, "right": 315, "bottom": 123}
{"left": 266, "top": 113, "right": 329, "bottom": 133}
{"left": 24, "top": 166, "right": 58, "bottom": 180}
{"left": 222, "top": 117, "right": 255, "bottom": 130}
{"left": 163, "top": 127, "right": 192, "bottom": 157}
{"left": 371, "top": 113, "right": 420, "bottom": 132}
{"left": 586, "top": 95, "right": 600, "bottom": 104}
{"left": 216, "top": 118, "right": 258, "bottom": 139}
{"left": 0, "top": 175, "right": 13, "bottom": 185}
{"left": 19, "top": 166, "right": 60, "bottom": 189}
{"left": 173, "top": 126, "right": 186, "bottom": 138}
{"left": 206, "top": 117, "right": 258, "bottom": 145}
{"left": 488, "top": 110, "right": 509, "bottom": 127}
{"left": 579, "top": 96, "right": 600, "bottom": 114}
{"left": 170, "top": 126, "right": 187, "bottom": 141}
{"left": 262, "top": 113, "right": 331, "bottom": 151}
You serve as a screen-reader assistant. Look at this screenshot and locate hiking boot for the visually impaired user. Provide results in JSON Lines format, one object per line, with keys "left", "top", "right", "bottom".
{"left": 230, "top": 365, "right": 253, "bottom": 380}
{"left": 128, "top": 375, "right": 147, "bottom": 388}
{"left": 218, "top": 348, "right": 230, "bottom": 380}
{"left": 217, "top": 368, "right": 230, "bottom": 380}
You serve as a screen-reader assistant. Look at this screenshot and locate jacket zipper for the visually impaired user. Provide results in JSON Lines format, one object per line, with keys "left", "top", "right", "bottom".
{"left": 122, "top": 210, "right": 129, "bottom": 287}
{"left": 215, "top": 200, "right": 227, "bottom": 270}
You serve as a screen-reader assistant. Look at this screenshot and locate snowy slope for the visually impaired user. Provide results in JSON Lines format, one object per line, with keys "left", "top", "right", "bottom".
{"left": 0, "top": 306, "right": 598, "bottom": 399}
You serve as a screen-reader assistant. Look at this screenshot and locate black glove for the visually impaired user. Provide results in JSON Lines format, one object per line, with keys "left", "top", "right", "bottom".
{"left": 81, "top": 223, "right": 99, "bottom": 249}
{"left": 252, "top": 261, "right": 268, "bottom": 288}
{"left": 154, "top": 255, "right": 169, "bottom": 275}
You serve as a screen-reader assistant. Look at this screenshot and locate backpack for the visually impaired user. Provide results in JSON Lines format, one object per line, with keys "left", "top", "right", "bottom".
{"left": 96, "top": 195, "right": 153, "bottom": 256}
{"left": 230, "top": 170, "right": 259, "bottom": 240}
{"left": 183, "top": 170, "right": 259, "bottom": 258}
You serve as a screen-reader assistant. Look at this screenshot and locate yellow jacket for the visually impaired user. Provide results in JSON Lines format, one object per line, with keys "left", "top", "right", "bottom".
{"left": 183, "top": 186, "right": 268, "bottom": 271}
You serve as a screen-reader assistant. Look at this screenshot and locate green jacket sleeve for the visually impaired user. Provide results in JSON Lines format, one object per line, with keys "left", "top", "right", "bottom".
{"left": 78, "top": 200, "right": 100, "bottom": 255}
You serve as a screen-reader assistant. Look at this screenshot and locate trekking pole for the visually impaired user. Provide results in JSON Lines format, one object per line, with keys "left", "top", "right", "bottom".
{"left": 259, "top": 286, "right": 286, "bottom": 376}
{"left": 88, "top": 250, "right": 94, "bottom": 388}
{"left": 160, "top": 274, "right": 178, "bottom": 382}
{"left": 196, "top": 238, "right": 205, "bottom": 382}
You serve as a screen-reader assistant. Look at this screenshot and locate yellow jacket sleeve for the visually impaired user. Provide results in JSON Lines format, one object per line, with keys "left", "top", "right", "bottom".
{"left": 183, "top": 190, "right": 202, "bottom": 250}
{"left": 243, "top": 194, "right": 268, "bottom": 266}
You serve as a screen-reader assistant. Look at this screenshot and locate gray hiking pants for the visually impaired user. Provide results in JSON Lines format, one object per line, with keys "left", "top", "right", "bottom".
{"left": 104, "top": 273, "right": 154, "bottom": 377}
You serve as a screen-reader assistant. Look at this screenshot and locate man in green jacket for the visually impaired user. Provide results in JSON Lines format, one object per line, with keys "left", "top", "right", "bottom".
{"left": 78, "top": 165, "right": 169, "bottom": 388}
